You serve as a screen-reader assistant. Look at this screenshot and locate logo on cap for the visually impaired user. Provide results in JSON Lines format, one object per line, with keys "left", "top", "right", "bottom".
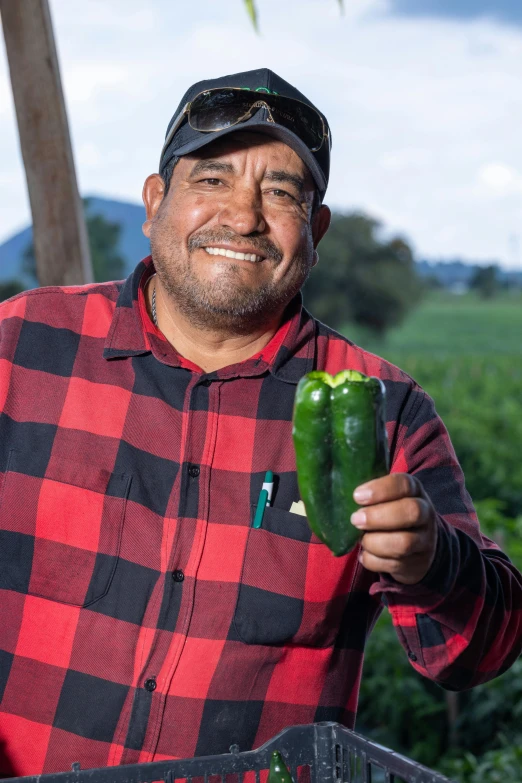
{"left": 239, "top": 87, "right": 280, "bottom": 95}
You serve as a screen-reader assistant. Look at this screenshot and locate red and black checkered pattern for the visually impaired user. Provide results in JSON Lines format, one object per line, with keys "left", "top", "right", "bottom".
{"left": 0, "top": 256, "right": 521, "bottom": 776}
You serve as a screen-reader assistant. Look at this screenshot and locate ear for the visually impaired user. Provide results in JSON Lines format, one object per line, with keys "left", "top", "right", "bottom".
{"left": 142, "top": 174, "right": 166, "bottom": 238}
{"left": 312, "top": 204, "right": 331, "bottom": 247}
{"left": 310, "top": 204, "right": 331, "bottom": 267}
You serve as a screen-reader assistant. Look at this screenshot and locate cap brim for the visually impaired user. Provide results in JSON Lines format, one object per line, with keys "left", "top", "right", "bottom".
{"left": 167, "top": 120, "right": 327, "bottom": 198}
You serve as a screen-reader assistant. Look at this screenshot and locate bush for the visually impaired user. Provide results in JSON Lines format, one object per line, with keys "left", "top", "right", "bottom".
{"left": 0, "top": 280, "right": 25, "bottom": 302}
{"left": 358, "top": 353, "right": 522, "bottom": 781}
{"left": 440, "top": 734, "right": 522, "bottom": 783}
{"left": 384, "top": 354, "right": 522, "bottom": 518}
{"left": 357, "top": 611, "right": 447, "bottom": 768}
{"left": 303, "top": 212, "right": 423, "bottom": 335}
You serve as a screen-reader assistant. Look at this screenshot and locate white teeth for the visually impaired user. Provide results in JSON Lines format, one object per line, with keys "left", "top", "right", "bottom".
{"left": 204, "top": 247, "right": 262, "bottom": 263}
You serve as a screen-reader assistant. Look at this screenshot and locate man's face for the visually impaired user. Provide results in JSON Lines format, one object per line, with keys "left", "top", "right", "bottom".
{"left": 142, "top": 132, "right": 330, "bottom": 332}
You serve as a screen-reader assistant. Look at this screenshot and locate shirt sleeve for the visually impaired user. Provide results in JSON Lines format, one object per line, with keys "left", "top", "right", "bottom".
{"left": 369, "top": 388, "right": 522, "bottom": 690}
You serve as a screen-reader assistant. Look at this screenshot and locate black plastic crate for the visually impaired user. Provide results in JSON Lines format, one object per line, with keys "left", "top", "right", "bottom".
{"left": 7, "top": 722, "right": 455, "bottom": 783}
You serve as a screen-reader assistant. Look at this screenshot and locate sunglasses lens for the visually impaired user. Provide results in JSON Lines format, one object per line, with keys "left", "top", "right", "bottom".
{"left": 189, "top": 90, "right": 325, "bottom": 151}
{"left": 267, "top": 96, "right": 324, "bottom": 151}
{"left": 190, "top": 90, "right": 256, "bottom": 131}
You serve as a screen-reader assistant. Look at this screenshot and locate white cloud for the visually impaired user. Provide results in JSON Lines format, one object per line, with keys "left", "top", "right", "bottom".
{"left": 0, "top": 69, "right": 12, "bottom": 118}
{"left": 1, "top": 0, "right": 522, "bottom": 268}
{"left": 478, "top": 163, "right": 522, "bottom": 195}
{"left": 379, "top": 148, "right": 434, "bottom": 172}
{"left": 76, "top": 142, "right": 103, "bottom": 168}
{"left": 62, "top": 2, "right": 158, "bottom": 33}
{"left": 63, "top": 63, "right": 129, "bottom": 105}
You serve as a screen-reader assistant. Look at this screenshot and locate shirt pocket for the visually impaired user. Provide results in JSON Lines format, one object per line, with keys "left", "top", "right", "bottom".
{"left": 232, "top": 505, "right": 352, "bottom": 648}
{"left": 0, "top": 450, "right": 130, "bottom": 607}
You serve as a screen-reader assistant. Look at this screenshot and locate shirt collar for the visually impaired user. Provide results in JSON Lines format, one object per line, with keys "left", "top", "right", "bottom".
{"left": 103, "top": 257, "right": 152, "bottom": 359}
{"left": 104, "top": 256, "right": 316, "bottom": 383}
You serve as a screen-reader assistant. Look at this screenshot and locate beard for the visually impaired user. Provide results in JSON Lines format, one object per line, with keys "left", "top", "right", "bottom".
{"left": 150, "top": 221, "right": 314, "bottom": 334}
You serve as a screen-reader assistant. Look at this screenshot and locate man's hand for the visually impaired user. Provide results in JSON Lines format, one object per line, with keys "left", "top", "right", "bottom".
{"left": 351, "top": 473, "right": 439, "bottom": 585}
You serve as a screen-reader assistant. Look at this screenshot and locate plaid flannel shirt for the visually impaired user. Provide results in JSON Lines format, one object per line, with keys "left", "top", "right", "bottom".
{"left": 1, "top": 256, "right": 521, "bottom": 778}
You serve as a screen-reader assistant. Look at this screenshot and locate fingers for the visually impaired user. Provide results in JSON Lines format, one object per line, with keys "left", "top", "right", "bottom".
{"left": 358, "top": 548, "right": 433, "bottom": 585}
{"left": 351, "top": 497, "right": 432, "bottom": 531}
{"left": 350, "top": 473, "right": 438, "bottom": 584}
{"left": 353, "top": 473, "right": 427, "bottom": 506}
{"left": 358, "top": 528, "right": 428, "bottom": 560}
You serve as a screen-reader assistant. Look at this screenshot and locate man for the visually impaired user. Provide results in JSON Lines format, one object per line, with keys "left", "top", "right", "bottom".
{"left": 0, "top": 68, "right": 521, "bottom": 777}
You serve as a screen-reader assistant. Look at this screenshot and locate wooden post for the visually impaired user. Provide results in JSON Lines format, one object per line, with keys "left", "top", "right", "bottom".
{"left": 0, "top": 0, "right": 93, "bottom": 286}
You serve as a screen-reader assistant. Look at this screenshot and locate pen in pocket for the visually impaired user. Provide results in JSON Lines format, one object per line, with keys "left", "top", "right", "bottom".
{"left": 253, "top": 470, "right": 274, "bottom": 529}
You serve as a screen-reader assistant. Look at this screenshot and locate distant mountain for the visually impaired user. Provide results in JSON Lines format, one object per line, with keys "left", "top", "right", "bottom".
{"left": 0, "top": 195, "right": 150, "bottom": 285}
{"left": 417, "top": 259, "right": 477, "bottom": 285}
{"left": 2, "top": 197, "right": 521, "bottom": 289}
{"left": 418, "top": 259, "right": 522, "bottom": 288}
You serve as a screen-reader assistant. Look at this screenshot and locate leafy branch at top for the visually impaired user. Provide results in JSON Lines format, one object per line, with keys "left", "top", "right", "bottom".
{"left": 244, "top": 0, "right": 258, "bottom": 31}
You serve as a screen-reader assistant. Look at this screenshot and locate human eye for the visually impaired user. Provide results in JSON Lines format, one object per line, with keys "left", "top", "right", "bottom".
{"left": 199, "top": 177, "right": 222, "bottom": 186}
{"left": 269, "top": 188, "right": 296, "bottom": 201}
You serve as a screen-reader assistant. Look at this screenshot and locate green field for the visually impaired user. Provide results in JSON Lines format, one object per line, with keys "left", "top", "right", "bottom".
{"left": 342, "top": 289, "right": 522, "bottom": 529}
{"left": 352, "top": 291, "right": 522, "bottom": 781}
{"left": 343, "top": 290, "right": 522, "bottom": 358}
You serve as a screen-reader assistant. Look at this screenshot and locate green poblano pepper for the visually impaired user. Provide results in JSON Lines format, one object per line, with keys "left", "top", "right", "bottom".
{"left": 267, "top": 751, "right": 294, "bottom": 783}
{"left": 292, "top": 370, "right": 389, "bottom": 556}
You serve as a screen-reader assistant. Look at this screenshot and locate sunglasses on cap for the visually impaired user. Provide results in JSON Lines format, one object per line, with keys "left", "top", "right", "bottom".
{"left": 159, "top": 87, "right": 331, "bottom": 164}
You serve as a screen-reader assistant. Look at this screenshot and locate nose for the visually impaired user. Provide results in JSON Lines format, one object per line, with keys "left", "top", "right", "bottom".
{"left": 217, "top": 186, "right": 266, "bottom": 235}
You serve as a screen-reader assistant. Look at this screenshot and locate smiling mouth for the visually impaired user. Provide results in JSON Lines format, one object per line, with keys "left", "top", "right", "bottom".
{"left": 203, "top": 247, "right": 264, "bottom": 263}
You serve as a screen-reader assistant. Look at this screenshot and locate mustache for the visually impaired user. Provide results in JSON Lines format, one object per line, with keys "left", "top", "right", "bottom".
{"left": 188, "top": 229, "right": 284, "bottom": 263}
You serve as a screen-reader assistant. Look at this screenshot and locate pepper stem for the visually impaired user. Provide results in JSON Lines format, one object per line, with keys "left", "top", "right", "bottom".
{"left": 305, "top": 370, "right": 371, "bottom": 387}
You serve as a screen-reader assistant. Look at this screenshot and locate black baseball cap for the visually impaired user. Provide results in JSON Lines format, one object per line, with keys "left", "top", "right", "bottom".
{"left": 159, "top": 68, "right": 331, "bottom": 199}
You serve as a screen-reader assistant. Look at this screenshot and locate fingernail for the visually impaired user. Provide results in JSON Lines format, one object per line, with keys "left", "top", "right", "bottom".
{"left": 353, "top": 487, "right": 372, "bottom": 503}
{"left": 351, "top": 510, "right": 366, "bottom": 527}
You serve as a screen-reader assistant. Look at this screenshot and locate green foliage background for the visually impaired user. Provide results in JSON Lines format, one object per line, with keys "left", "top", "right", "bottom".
{"left": 349, "top": 291, "right": 522, "bottom": 782}
{"left": 303, "top": 213, "right": 423, "bottom": 335}
{"left": 20, "top": 198, "right": 125, "bottom": 287}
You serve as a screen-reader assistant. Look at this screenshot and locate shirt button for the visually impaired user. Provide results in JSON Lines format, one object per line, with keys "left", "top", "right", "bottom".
{"left": 408, "top": 651, "right": 418, "bottom": 662}
{"left": 144, "top": 677, "right": 157, "bottom": 692}
{"left": 172, "top": 569, "right": 185, "bottom": 582}
{"left": 188, "top": 464, "right": 200, "bottom": 478}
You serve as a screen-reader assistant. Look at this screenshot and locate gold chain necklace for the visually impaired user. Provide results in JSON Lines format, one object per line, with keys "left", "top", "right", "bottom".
{"left": 153, "top": 278, "right": 179, "bottom": 333}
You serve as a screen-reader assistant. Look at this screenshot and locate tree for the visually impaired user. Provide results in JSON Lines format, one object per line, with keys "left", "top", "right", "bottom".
{"left": 0, "top": 281, "right": 25, "bottom": 303}
{"left": 1, "top": 0, "right": 93, "bottom": 286}
{"left": 302, "top": 212, "right": 423, "bottom": 336}
{"left": 23, "top": 200, "right": 125, "bottom": 285}
{"left": 84, "top": 209, "right": 126, "bottom": 282}
{"left": 470, "top": 264, "right": 500, "bottom": 299}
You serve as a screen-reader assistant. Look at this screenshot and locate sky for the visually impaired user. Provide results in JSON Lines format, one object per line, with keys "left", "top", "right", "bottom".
{"left": 1, "top": 0, "right": 522, "bottom": 268}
